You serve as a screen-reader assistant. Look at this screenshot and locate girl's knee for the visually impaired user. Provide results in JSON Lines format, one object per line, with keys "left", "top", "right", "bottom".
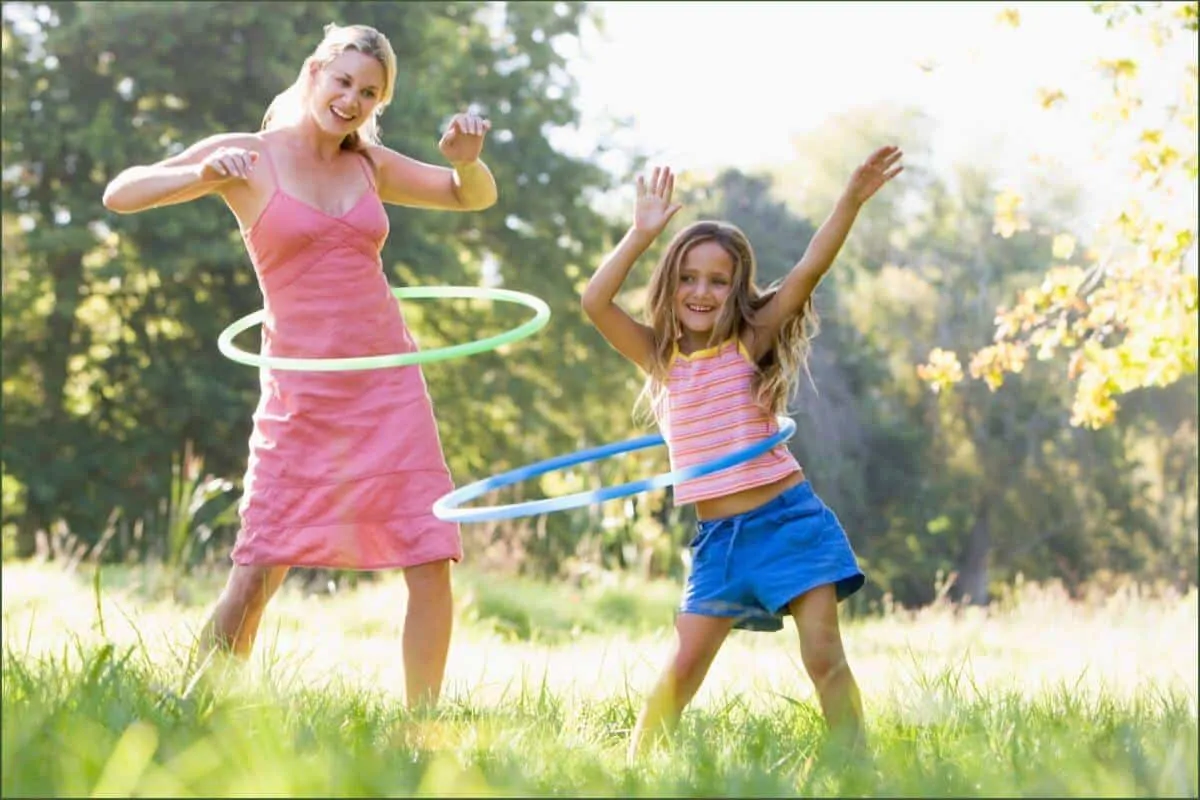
{"left": 798, "top": 625, "right": 853, "bottom": 689}
{"left": 669, "top": 614, "right": 733, "bottom": 683}
{"left": 801, "top": 644, "right": 848, "bottom": 686}
{"left": 670, "top": 635, "right": 724, "bottom": 686}
{"left": 789, "top": 585, "right": 850, "bottom": 683}
{"left": 671, "top": 647, "right": 707, "bottom": 684}
{"left": 796, "top": 621, "right": 848, "bottom": 682}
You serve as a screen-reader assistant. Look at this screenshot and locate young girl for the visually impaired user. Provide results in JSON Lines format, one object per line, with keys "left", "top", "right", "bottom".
{"left": 103, "top": 23, "right": 498, "bottom": 709}
{"left": 581, "top": 147, "right": 903, "bottom": 756}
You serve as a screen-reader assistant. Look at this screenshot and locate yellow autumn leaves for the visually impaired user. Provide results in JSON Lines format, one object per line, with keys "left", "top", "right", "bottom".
{"left": 917, "top": 1, "right": 1198, "bottom": 429}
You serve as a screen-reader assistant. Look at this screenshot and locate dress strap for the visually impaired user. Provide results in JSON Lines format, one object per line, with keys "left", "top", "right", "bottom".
{"left": 354, "top": 150, "right": 378, "bottom": 191}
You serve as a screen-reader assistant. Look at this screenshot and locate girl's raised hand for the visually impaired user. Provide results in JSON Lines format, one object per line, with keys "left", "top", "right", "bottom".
{"left": 843, "top": 145, "right": 904, "bottom": 207}
{"left": 634, "top": 166, "right": 683, "bottom": 235}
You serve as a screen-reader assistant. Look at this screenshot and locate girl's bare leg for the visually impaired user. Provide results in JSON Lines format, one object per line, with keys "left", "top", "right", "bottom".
{"left": 628, "top": 613, "right": 734, "bottom": 761}
{"left": 788, "top": 584, "right": 865, "bottom": 750}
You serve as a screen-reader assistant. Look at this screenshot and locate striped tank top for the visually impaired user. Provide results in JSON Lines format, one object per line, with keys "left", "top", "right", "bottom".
{"left": 653, "top": 338, "right": 800, "bottom": 505}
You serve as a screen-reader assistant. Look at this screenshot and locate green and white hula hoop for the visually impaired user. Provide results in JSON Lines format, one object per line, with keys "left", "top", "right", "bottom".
{"left": 218, "top": 286, "right": 551, "bottom": 371}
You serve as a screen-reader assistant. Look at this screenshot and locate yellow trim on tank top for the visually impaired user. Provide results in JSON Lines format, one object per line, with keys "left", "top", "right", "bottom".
{"left": 669, "top": 337, "right": 755, "bottom": 366}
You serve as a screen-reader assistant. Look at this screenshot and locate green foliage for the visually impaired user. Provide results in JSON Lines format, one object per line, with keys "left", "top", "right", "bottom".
{"left": 157, "top": 441, "right": 238, "bottom": 571}
{"left": 2, "top": 2, "right": 1195, "bottom": 605}
{"left": 1, "top": 2, "right": 624, "bottom": 570}
{"left": 924, "top": 1, "right": 1199, "bottom": 429}
{"left": 6, "top": 649, "right": 1194, "bottom": 797}
{"left": 758, "top": 109, "right": 1195, "bottom": 605}
{"left": 457, "top": 569, "right": 680, "bottom": 643}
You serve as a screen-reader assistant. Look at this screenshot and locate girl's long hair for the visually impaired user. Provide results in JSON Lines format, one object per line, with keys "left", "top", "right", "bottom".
{"left": 637, "top": 221, "right": 820, "bottom": 423}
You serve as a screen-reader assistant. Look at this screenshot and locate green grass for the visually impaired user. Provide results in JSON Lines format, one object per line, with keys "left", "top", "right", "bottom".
{"left": 457, "top": 568, "right": 682, "bottom": 642}
{"left": 2, "top": 561, "right": 1196, "bottom": 796}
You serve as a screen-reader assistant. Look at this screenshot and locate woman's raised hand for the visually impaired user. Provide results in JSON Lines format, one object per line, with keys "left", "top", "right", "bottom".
{"left": 197, "top": 147, "right": 259, "bottom": 183}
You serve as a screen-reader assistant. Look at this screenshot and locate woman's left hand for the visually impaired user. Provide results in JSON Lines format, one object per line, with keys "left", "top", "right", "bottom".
{"left": 439, "top": 112, "right": 492, "bottom": 165}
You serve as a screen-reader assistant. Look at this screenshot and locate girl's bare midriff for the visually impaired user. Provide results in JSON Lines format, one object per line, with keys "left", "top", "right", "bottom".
{"left": 693, "top": 468, "right": 806, "bottom": 522}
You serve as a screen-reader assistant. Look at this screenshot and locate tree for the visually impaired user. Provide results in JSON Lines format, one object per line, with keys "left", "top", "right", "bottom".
{"left": 920, "top": 1, "right": 1199, "bottom": 430}
{"left": 0, "top": 1, "right": 622, "bottom": 564}
{"left": 764, "top": 105, "right": 1179, "bottom": 606}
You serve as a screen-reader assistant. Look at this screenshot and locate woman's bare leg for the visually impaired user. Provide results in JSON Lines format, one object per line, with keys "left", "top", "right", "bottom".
{"left": 183, "top": 564, "right": 289, "bottom": 697}
{"left": 402, "top": 558, "right": 453, "bottom": 711}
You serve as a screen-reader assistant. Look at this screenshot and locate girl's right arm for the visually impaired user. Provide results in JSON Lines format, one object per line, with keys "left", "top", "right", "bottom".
{"left": 581, "top": 167, "right": 682, "bottom": 372}
{"left": 102, "top": 133, "right": 260, "bottom": 214}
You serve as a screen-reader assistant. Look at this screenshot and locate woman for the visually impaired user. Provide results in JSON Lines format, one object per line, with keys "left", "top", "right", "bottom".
{"left": 103, "top": 22, "right": 498, "bottom": 708}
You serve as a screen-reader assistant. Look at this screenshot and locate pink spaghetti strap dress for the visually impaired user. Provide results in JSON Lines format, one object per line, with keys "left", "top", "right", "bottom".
{"left": 229, "top": 145, "right": 463, "bottom": 570}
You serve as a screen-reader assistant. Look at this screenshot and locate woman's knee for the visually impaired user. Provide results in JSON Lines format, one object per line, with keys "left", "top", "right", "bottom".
{"left": 225, "top": 565, "right": 288, "bottom": 610}
{"left": 404, "top": 558, "right": 452, "bottom": 597}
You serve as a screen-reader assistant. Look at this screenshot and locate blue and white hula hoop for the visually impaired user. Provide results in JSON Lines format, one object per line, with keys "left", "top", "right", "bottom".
{"left": 433, "top": 416, "right": 797, "bottom": 523}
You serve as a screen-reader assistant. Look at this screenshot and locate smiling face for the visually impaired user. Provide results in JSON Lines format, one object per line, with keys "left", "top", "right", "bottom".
{"left": 305, "top": 49, "right": 386, "bottom": 136}
{"left": 673, "top": 239, "right": 736, "bottom": 347}
{"left": 644, "top": 221, "right": 758, "bottom": 364}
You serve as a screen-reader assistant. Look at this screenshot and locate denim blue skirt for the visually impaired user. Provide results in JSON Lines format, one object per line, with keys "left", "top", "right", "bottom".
{"left": 679, "top": 480, "right": 865, "bottom": 632}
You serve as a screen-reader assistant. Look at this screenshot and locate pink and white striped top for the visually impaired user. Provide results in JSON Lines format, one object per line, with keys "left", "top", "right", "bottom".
{"left": 653, "top": 338, "right": 800, "bottom": 505}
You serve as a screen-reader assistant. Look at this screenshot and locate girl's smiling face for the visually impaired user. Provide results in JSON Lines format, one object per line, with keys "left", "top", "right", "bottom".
{"left": 674, "top": 240, "right": 735, "bottom": 347}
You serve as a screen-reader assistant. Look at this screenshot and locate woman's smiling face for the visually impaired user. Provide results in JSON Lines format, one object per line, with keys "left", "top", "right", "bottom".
{"left": 306, "top": 49, "right": 386, "bottom": 135}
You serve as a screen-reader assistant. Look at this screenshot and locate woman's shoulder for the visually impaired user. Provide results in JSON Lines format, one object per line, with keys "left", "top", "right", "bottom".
{"left": 358, "top": 142, "right": 404, "bottom": 173}
{"left": 155, "top": 131, "right": 268, "bottom": 172}
{"left": 241, "top": 130, "right": 285, "bottom": 154}
{"left": 360, "top": 141, "right": 399, "bottom": 159}
{"left": 190, "top": 130, "right": 268, "bottom": 151}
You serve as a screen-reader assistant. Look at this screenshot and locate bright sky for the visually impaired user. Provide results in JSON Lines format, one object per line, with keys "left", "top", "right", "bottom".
{"left": 556, "top": 1, "right": 1196, "bottom": 229}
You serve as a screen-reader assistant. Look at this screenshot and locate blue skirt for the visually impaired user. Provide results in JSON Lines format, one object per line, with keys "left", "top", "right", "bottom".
{"left": 679, "top": 480, "right": 865, "bottom": 632}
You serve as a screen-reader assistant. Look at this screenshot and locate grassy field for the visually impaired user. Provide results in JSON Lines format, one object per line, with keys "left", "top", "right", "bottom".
{"left": 2, "top": 560, "right": 1196, "bottom": 797}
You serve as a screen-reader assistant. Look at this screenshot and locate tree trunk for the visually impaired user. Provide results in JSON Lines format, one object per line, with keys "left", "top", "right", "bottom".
{"left": 14, "top": 516, "right": 40, "bottom": 559}
{"left": 955, "top": 496, "right": 991, "bottom": 605}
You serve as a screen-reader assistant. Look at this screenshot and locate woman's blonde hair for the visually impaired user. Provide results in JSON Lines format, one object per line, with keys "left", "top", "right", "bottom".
{"left": 261, "top": 23, "right": 397, "bottom": 160}
{"left": 637, "top": 220, "right": 820, "bottom": 422}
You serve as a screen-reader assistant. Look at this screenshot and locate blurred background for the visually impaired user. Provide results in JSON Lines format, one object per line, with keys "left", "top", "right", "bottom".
{"left": 2, "top": 0, "right": 1196, "bottom": 612}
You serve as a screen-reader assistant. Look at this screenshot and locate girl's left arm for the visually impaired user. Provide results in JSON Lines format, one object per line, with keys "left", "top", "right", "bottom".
{"left": 747, "top": 145, "right": 903, "bottom": 359}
